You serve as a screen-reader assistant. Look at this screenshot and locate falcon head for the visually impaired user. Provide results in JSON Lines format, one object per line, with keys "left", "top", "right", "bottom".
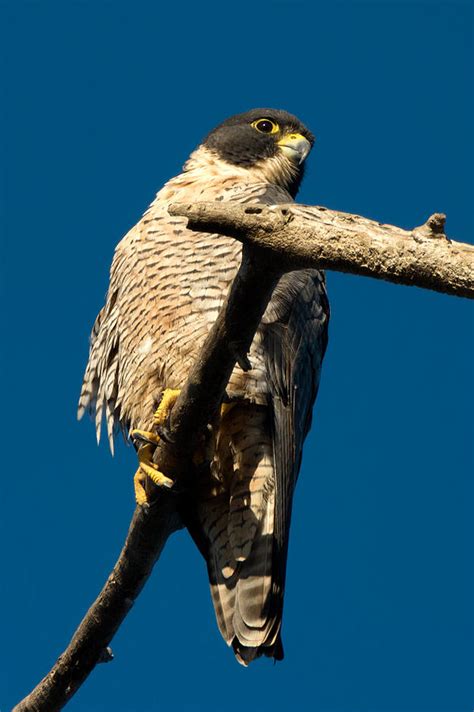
{"left": 199, "top": 109, "right": 315, "bottom": 197}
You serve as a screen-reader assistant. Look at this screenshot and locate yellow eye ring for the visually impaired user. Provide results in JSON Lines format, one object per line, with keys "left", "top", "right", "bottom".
{"left": 251, "top": 118, "right": 279, "bottom": 134}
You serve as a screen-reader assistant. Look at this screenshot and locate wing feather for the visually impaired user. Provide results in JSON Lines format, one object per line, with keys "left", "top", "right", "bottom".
{"left": 260, "top": 269, "right": 329, "bottom": 649}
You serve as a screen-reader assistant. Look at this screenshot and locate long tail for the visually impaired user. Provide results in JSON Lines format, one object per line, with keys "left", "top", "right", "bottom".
{"left": 207, "top": 489, "right": 285, "bottom": 664}
{"left": 195, "top": 404, "right": 287, "bottom": 664}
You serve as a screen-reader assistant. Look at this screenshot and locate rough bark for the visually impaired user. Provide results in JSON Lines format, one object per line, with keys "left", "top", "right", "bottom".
{"left": 13, "top": 202, "right": 473, "bottom": 711}
{"left": 13, "top": 499, "right": 181, "bottom": 712}
{"left": 168, "top": 202, "right": 474, "bottom": 299}
{"left": 13, "top": 248, "right": 281, "bottom": 712}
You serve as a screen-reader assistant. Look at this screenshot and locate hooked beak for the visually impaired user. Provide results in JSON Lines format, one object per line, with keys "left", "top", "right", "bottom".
{"left": 277, "top": 132, "right": 312, "bottom": 165}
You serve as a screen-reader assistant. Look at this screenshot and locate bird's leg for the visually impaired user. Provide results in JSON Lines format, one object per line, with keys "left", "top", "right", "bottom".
{"left": 153, "top": 388, "right": 181, "bottom": 426}
{"left": 131, "top": 391, "right": 232, "bottom": 504}
{"left": 130, "top": 389, "right": 181, "bottom": 505}
{"left": 132, "top": 440, "right": 175, "bottom": 505}
{"left": 133, "top": 461, "right": 149, "bottom": 507}
{"left": 152, "top": 388, "right": 181, "bottom": 441}
{"left": 220, "top": 402, "right": 236, "bottom": 418}
{"left": 130, "top": 388, "right": 181, "bottom": 443}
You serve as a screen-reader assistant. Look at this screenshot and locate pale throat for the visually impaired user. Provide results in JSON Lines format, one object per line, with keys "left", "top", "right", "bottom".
{"left": 155, "top": 145, "right": 299, "bottom": 202}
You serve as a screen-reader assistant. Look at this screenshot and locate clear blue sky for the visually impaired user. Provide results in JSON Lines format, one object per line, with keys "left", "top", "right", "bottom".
{"left": 2, "top": 1, "right": 473, "bottom": 711}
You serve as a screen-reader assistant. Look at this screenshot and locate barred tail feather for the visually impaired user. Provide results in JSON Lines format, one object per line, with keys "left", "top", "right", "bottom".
{"left": 207, "top": 491, "right": 284, "bottom": 665}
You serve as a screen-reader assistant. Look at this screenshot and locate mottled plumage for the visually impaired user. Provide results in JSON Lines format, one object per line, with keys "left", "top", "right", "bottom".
{"left": 78, "top": 109, "right": 329, "bottom": 664}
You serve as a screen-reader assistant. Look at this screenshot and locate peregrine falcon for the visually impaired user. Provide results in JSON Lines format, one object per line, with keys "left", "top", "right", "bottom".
{"left": 78, "top": 109, "right": 329, "bottom": 664}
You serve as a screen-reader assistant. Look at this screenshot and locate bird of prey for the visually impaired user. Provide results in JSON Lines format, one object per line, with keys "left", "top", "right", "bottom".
{"left": 78, "top": 108, "right": 329, "bottom": 665}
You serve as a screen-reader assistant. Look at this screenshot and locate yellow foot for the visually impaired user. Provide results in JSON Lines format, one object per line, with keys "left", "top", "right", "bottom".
{"left": 153, "top": 388, "right": 181, "bottom": 426}
{"left": 134, "top": 467, "right": 149, "bottom": 506}
{"left": 132, "top": 441, "right": 175, "bottom": 506}
{"left": 220, "top": 401, "right": 236, "bottom": 418}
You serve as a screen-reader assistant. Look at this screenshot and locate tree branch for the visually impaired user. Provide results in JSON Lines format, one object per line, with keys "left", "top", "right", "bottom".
{"left": 13, "top": 248, "right": 282, "bottom": 712}
{"left": 14, "top": 199, "right": 472, "bottom": 710}
{"left": 168, "top": 202, "right": 474, "bottom": 299}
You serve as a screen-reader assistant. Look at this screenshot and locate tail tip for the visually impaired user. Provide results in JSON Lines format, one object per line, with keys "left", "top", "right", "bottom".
{"left": 232, "top": 636, "right": 284, "bottom": 666}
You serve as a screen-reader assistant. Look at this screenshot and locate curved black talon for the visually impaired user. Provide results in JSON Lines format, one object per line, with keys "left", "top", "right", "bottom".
{"left": 156, "top": 422, "right": 176, "bottom": 444}
{"left": 131, "top": 431, "right": 158, "bottom": 447}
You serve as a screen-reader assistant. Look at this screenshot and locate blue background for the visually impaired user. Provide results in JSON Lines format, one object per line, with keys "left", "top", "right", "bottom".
{"left": 1, "top": 1, "right": 473, "bottom": 710}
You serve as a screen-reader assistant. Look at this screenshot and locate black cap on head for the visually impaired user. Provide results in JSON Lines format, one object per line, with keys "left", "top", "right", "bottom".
{"left": 202, "top": 108, "right": 315, "bottom": 196}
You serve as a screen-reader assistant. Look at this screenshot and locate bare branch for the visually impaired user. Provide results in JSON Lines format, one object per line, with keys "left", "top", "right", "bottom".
{"left": 13, "top": 500, "right": 182, "bottom": 712}
{"left": 13, "top": 249, "right": 281, "bottom": 712}
{"left": 15, "top": 198, "right": 472, "bottom": 710}
{"left": 169, "top": 202, "right": 474, "bottom": 299}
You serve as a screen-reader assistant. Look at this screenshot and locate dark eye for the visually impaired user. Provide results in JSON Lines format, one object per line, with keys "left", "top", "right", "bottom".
{"left": 251, "top": 118, "right": 279, "bottom": 134}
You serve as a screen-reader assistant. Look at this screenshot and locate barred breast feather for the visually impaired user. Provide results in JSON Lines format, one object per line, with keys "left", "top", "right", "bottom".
{"left": 78, "top": 145, "right": 329, "bottom": 663}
